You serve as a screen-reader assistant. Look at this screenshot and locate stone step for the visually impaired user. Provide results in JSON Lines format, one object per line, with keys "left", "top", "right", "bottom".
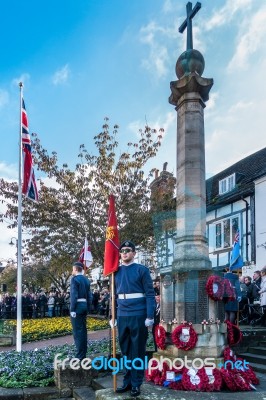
{"left": 248, "top": 362, "right": 266, "bottom": 374}
{"left": 0, "top": 386, "right": 74, "bottom": 399}
{"left": 249, "top": 346, "right": 266, "bottom": 356}
{"left": 92, "top": 373, "right": 123, "bottom": 391}
{"left": 238, "top": 352, "right": 266, "bottom": 367}
{"left": 73, "top": 387, "right": 95, "bottom": 400}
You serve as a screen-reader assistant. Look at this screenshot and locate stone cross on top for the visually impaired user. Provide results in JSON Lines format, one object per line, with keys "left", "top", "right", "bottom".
{"left": 179, "top": 2, "right": 201, "bottom": 50}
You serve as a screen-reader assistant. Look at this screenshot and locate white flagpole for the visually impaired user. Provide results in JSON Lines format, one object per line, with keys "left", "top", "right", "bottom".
{"left": 16, "top": 82, "right": 23, "bottom": 352}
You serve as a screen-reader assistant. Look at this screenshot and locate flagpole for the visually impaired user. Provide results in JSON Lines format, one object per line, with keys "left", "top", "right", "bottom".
{"left": 111, "top": 272, "right": 117, "bottom": 391}
{"left": 16, "top": 82, "right": 23, "bottom": 352}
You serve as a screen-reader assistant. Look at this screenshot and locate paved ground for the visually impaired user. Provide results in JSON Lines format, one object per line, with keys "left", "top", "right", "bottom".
{"left": 0, "top": 328, "right": 111, "bottom": 352}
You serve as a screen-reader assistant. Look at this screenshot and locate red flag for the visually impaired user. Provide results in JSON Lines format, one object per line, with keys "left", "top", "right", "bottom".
{"left": 103, "top": 195, "right": 120, "bottom": 276}
{"left": 21, "top": 98, "right": 38, "bottom": 201}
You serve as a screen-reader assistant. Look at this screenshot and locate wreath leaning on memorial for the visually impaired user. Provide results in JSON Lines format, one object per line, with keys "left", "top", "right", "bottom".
{"left": 171, "top": 323, "right": 198, "bottom": 350}
{"left": 155, "top": 325, "right": 166, "bottom": 350}
{"left": 225, "top": 320, "right": 243, "bottom": 346}
{"left": 205, "top": 275, "right": 224, "bottom": 301}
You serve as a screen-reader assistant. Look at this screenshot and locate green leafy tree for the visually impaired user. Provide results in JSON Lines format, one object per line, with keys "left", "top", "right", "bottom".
{"left": 0, "top": 119, "right": 163, "bottom": 284}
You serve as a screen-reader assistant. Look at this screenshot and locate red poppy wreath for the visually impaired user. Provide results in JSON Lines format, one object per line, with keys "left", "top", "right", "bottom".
{"left": 182, "top": 367, "right": 209, "bottom": 391}
{"left": 225, "top": 320, "right": 243, "bottom": 346}
{"left": 223, "top": 279, "right": 236, "bottom": 302}
{"left": 171, "top": 323, "right": 198, "bottom": 350}
{"left": 203, "top": 367, "right": 223, "bottom": 392}
{"left": 205, "top": 275, "right": 224, "bottom": 301}
{"left": 155, "top": 325, "right": 166, "bottom": 350}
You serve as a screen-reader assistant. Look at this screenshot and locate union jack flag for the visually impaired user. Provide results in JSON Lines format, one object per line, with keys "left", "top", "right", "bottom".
{"left": 22, "top": 98, "right": 38, "bottom": 201}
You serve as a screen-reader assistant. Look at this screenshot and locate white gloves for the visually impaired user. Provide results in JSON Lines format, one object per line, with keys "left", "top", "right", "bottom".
{"left": 145, "top": 318, "right": 154, "bottom": 327}
{"left": 109, "top": 319, "right": 117, "bottom": 329}
{"left": 70, "top": 312, "right": 76, "bottom": 318}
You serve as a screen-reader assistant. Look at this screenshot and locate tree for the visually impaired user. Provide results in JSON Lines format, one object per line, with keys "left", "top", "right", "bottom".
{"left": 0, "top": 119, "right": 163, "bottom": 276}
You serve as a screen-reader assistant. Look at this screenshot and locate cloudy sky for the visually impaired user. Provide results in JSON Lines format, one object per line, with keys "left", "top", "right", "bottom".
{"left": 0, "top": 0, "right": 265, "bottom": 259}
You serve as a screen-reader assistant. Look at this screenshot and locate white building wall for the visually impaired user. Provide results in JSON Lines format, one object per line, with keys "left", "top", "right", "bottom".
{"left": 207, "top": 196, "right": 251, "bottom": 269}
{"left": 255, "top": 176, "right": 266, "bottom": 269}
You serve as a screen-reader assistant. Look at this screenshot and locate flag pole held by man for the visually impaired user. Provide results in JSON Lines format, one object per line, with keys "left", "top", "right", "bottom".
{"left": 103, "top": 196, "right": 155, "bottom": 397}
{"left": 103, "top": 194, "right": 120, "bottom": 391}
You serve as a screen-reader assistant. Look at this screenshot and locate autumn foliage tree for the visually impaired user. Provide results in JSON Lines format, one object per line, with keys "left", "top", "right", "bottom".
{"left": 0, "top": 119, "right": 163, "bottom": 287}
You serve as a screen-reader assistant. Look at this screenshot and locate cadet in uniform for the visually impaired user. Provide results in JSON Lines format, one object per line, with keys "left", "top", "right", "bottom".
{"left": 70, "top": 261, "right": 92, "bottom": 360}
{"left": 115, "top": 241, "right": 155, "bottom": 397}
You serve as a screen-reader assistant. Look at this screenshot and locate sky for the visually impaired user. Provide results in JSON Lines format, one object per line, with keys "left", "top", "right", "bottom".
{"left": 0, "top": 0, "right": 266, "bottom": 260}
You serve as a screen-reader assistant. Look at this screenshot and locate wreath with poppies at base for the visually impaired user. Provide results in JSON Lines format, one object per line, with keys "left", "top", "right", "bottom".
{"left": 225, "top": 320, "right": 243, "bottom": 346}
{"left": 171, "top": 323, "right": 198, "bottom": 350}
{"left": 204, "top": 368, "right": 223, "bottom": 392}
{"left": 155, "top": 325, "right": 166, "bottom": 350}
{"left": 182, "top": 367, "right": 209, "bottom": 391}
{"left": 205, "top": 275, "right": 224, "bottom": 301}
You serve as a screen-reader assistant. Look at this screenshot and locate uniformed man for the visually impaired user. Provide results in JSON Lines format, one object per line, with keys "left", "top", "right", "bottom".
{"left": 70, "top": 261, "right": 92, "bottom": 360}
{"left": 115, "top": 240, "right": 155, "bottom": 397}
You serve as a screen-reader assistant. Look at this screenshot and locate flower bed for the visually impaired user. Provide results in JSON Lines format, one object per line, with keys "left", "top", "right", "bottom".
{"left": 4, "top": 317, "right": 109, "bottom": 342}
{"left": 0, "top": 338, "right": 110, "bottom": 388}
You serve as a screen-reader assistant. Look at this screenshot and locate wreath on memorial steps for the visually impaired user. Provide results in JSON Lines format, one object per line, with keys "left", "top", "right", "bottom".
{"left": 205, "top": 275, "right": 224, "bottom": 301}
{"left": 225, "top": 320, "right": 243, "bottom": 346}
{"left": 204, "top": 367, "right": 223, "bottom": 392}
{"left": 171, "top": 323, "right": 198, "bottom": 350}
{"left": 182, "top": 367, "right": 209, "bottom": 391}
{"left": 155, "top": 325, "right": 166, "bottom": 350}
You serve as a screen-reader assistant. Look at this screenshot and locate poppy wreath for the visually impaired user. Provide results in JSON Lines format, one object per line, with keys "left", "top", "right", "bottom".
{"left": 163, "top": 364, "right": 184, "bottom": 390}
{"left": 155, "top": 325, "right": 166, "bottom": 350}
{"left": 145, "top": 360, "right": 163, "bottom": 385}
{"left": 242, "top": 364, "right": 259, "bottom": 385}
{"left": 232, "top": 370, "right": 251, "bottom": 391}
{"left": 171, "top": 323, "right": 198, "bottom": 350}
{"left": 225, "top": 320, "right": 243, "bottom": 346}
{"left": 220, "top": 367, "right": 238, "bottom": 391}
{"left": 223, "top": 279, "right": 236, "bottom": 303}
{"left": 223, "top": 346, "right": 237, "bottom": 364}
{"left": 205, "top": 275, "right": 224, "bottom": 301}
{"left": 182, "top": 367, "right": 209, "bottom": 391}
{"left": 203, "top": 368, "right": 223, "bottom": 392}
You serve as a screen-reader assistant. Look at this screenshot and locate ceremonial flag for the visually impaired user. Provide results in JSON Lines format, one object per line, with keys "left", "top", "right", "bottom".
{"left": 79, "top": 237, "right": 93, "bottom": 269}
{"left": 103, "top": 195, "right": 119, "bottom": 276}
{"left": 21, "top": 98, "right": 38, "bottom": 201}
{"left": 230, "top": 229, "right": 244, "bottom": 271}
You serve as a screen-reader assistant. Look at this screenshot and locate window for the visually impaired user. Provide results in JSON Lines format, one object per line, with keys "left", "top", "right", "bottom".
{"left": 215, "top": 216, "right": 239, "bottom": 250}
{"left": 219, "top": 173, "right": 235, "bottom": 195}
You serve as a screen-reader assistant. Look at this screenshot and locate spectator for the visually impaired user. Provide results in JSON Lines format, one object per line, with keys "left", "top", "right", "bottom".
{"left": 92, "top": 289, "right": 100, "bottom": 314}
{"left": 47, "top": 292, "right": 55, "bottom": 317}
{"left": 152, "top": 295, "right": 160, "bottom": 352}
{"left": 258, "top": 268, "right": 266, "bottom": 326}
{"left": 244, "top": 276, "right": 257, "bottom": 303}
{"left": 253, "top": 270, "right": 262, "bottom": 300}
{"left": 153, "top": 281, "right": 160, "bottom": 295}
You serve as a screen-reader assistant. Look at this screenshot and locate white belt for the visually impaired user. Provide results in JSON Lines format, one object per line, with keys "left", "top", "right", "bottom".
{"left": 118, "top": 293, "right": 145, "bottom": 299}
{"left": 77, "top": 298, "right": 87, "bottom": 302}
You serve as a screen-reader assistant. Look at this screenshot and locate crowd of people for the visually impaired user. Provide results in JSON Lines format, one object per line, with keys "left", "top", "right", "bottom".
{"left": 238, "top": 268, "right": 266, "bottom": 326}
{"left": 0, "top": 287, "right": 111, "bottom": 319}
